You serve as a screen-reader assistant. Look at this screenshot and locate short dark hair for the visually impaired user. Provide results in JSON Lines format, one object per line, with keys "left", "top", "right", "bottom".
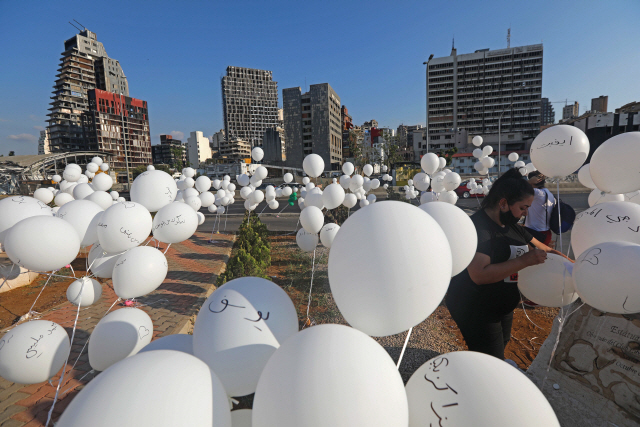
{"left": 481, "top": 168, "right": 535, "bottom": 209}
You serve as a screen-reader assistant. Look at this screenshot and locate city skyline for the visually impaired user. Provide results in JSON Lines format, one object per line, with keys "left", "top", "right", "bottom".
{"left": 1, "top": 0, "right": 639, "bottom": 155}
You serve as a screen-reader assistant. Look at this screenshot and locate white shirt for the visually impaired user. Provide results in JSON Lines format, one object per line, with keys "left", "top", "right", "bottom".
{"left": 524, "top": 188, "right": 555, "bottom": 232}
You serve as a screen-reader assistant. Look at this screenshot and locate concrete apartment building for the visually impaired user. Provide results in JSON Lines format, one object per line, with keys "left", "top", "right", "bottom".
{"left": 152, "top": 135, "right": 187, "bottom": 168}
{"left": 221, "top": 66, "right": 279, "bottom": 151}
{"left": 38, "top": 129, "right": 51, "bottom": 155}
{"left": 283, "top": 83, "right": 343, "bottom": 170}
{"left": 262, "top": 128, "right": 286, "bottom": 164}
{"left": 47, "top": 29, "right": 129, "bottom": 152}
{"left": 84, "top": 89, "right": 152, "bottom": 176}
{"left": 562, "top": 102, "right": 579, "bottom": 120}
{"left": 219, "top": 137, "right": 251, "bottom": 162}
{"left": 426, "top": 43, "right": 543, "bottom": 146}
{"left": 541, "top": 98, "right": 555, "bottom": 125}
{"left": 186, "top": 131, "right": 212, "bottom": 167}
{"left": 341, "top": 106, "right": 353, "bottom": 158}
{"left": 591, "top": 96, "right": 608, "bottom": 113}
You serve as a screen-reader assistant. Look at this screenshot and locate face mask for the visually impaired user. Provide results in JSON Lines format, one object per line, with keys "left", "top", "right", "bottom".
{"left": 499, "top": 207, "right": 520, "bottom": 226}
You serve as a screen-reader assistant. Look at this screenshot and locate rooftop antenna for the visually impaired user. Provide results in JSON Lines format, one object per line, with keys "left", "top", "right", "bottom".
{"left": 452, "top": 36, "right": 455, "bottom": 50}
{"left": 73, "top": 19, "right": 86, "bottom": 30}
{"left": 68, "top": 21, "right": 82, "bottom": 32}
{"left": 507, "top": 27, "right": 511, "bottom": 48}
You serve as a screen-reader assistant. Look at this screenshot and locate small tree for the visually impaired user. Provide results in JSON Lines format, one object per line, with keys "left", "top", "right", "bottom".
{"left": 171, "top": 147, "right": 184, "bottom": 171}
{"left": 131, "top": 165, "right": 147, "bottom": 180}
{"left": 8, "top": 151, "right": 15, "bottom": 156}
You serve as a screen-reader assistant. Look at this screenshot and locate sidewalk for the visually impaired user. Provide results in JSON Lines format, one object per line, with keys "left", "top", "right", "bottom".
{"left": 0, "top": 231, "right": 234, "bottom": 427}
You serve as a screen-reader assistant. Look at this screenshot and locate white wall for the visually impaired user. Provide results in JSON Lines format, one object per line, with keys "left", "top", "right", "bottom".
{"left": 187, "top": 131, "right": 212, "bottom": 167}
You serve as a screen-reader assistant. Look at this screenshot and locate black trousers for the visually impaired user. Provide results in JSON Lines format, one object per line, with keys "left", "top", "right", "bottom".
{"left": 451, "top": 311, "right": 514, "bottom": 360}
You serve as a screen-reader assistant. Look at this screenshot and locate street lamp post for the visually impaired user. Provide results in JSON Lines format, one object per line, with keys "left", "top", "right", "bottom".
{"left": 423, "top": 54, "right": 434, "bottom": 154}
{"left": 497, "top": 102, "right": 513, "bottom": 176}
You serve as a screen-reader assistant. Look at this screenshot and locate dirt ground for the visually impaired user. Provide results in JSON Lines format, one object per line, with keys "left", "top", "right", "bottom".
{"left": 267, "top": 234, "right": 559, "bottom": 371}
{"left": 0, "top": 251, "right": 108, "bottom": 330}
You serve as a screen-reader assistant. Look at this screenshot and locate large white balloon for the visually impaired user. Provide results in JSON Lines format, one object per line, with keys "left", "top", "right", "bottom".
{"left": 473, "top": 148, "right": 483, "bottom": 158}
{"left": 54, "top": 192, "right": 74, "bottom": 207}
{"left": 91, "top": 156, "right": 103, "bottom": 166}
{"left": 33, "top": 187, "right": 54, "bottom": 204}
{"left": 5, "top": 216, "right": 80, "bottom": 272}
{"left": 72, "top": 182, "right": 94, "bottom": 200}
{"left": 57, "top": 350, "right": 231, "bottom": 427}
{"left": 518, "top": 254, "right": 578, "bottom": 307}
{"left": 302, "top": 154, "right": 325, "bottom": 178}
{"left": 577, "top": 164, "right": 597, "bottom": 189}
{"left": 339, "top": 175, "right": 351, "bottom": 190}
{"left": 419, "top": 202, "right": 476, "bottom": 276}
{"left": 219, "top": 277, "right": 298, "bottom": 344}
{"left": 253, "top": 324, "right": 408, "bottom": 427}
{"left": 89, "top": 308, "right": 153, "bottom": 371}
{"left": 590, "top": 132, "right": 640, "bottom": 194}
{"left": 342, "top": 193, "right": 357, "bottom": 209}
{"left": 283, "top": 172, "right": 293, "bottom": 183}
{"left": 322, "top": 183, "right": 345, "bottom": 210}
{"left": 574, "top": 241, "right": 640, "bottom": 314}
{"left": 480, "top": 156, "right": 495, "bottom": 169}
{"left": 296, "top": 228, "right": 318, "bottom": 252}
{"left": 421, "top": 153, "right": 439, "bottom": 174}
{"left": 63, "top": 168, "right": 81, "bottom": 182}
{"left": 130, "top": 170, "right": 179, "bottom": 212}
{"left": 86, "top": 162, "right": 99, "bottom": 173}
{"left": 587, "top": 189, "right": 624, "bottom": 207}
{"left": 0, "top": 196, "right": 54, "bottom": 244}
{"left": 319, "top": 223, "right": 340, "bottom": 248}
{"left": 530, "top": 125, "right": 590, "bottom": 178}
{"left": 342, "top": 162, "right": 354, "bottom": 176}
{"left": 112, "top": 246, "right": 168, "bottom": 299}
{"left": 183, "top": 167, "right": 195, "bottom": 178}
{"left": 442, "top": 172, "right": 461, "bottom": 191}
{"left": 67, "top": 277, "right": 102, "bottom": 307}
{"left": 97, "top": 202, "right": 152, "bottom": 253}
{"left": 482, "top": 145, "right": 493, "bottom": 156}
{"left": 363, "top": 164, "right": 373, "bottom": 177}
{"left": 56, "top": 199, "right": 104, "bottom": 247}
{"left": 282, "top": 186, "right": 292, "bottom": 197}
{"left": 88, "top": 243, "right": 126, "bottom": 279}
{"left": 195, "top": 176, "right": 212, "bottom": 193}
{"left": 0, "top": 320, "right": 70, "bottom": 384}
{"left": 252, "top": 146, "right": 264, "bottom": 162}
{"left": 349, "top": 174, "right": 364, "bottom": 192}
{"left": 406, "top": 352, "right": 559, "bottom": 427}
{"left": 413, "top": 173, "right": 430, "bottom": 191}
{"left": 86, "top": 190, "right": 113, "bottom": 210}
{"left": 193, "top": 288, "right": 280, "bottom": 397}
{"left": 199, "top": 191, "right": 215, "bottom": 207}
{"left": 571, "top": 201, "right": 640, "bottom": 257}
{"left": 304, "top": 192, "right": 324, "bottom": 210}
{"left": 300, "top": 205, "right": 324, "bottom": 234}
{"left": 92, "top": 172, "right": 113, "bottom": 192}
{"left": 438, "top": 190, "right": 458, "bottom": 205}
{"left": 329, "top": 201, "right": 452, "bottom": 336}
{"left": 508, "top": 152, "right": 519, "bottom": 162}
{"left": 250, "top": 189, "right": 264, "bottom": 205}
{"left": 152, "top": 202, "right": 198, "bottom": 244}
{"left": 472, "top": 135, "right": 483, "bottom": 146}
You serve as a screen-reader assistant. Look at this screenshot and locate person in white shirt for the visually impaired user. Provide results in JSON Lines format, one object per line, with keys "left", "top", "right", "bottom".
{"left": 524, "top": 171, "right": 555, "bottom": 246}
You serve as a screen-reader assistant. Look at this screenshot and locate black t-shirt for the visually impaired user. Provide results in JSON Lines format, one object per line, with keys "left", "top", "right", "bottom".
{"left": 446, "top": 209, "right": 533, "bottom": 322}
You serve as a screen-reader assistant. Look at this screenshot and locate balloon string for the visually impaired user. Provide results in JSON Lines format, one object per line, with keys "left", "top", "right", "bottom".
{"left": 304, "top": 249, "right": 317, "bottom": 327}
{"left": 61, "top": 369, "right": 95, "bottom": 397}
{"left": 556, "top": 181, "right": 563, "bottom": 253}
{"left": 26, "top": 272, "right": 54, "bottom": 318}
{"left": 45, "top": 278, "right": 86, "bottom": 426}
{"left": 103, "top": 297, "right": 122, "bottom": 317}
{"left": 397, "top": 327, "right": 413, "bottom": 369}
{"left": 224, "top": 210, "right": 228, "bottom": 232}
{"left": 163, "top": 243, "right": 171, "bottom": 254}
{"left": 278, "top": 203, "right": 288, "bottom": 215}
{"left": 210, "top": 214, "right": 219, "bottom": 241}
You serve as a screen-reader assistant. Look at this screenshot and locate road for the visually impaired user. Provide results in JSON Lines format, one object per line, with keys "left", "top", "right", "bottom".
{"left": 196, "top": 192, "right": 590, "bottom": 239}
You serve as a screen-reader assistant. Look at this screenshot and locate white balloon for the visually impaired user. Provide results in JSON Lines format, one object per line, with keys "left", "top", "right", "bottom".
{"left": 349, "top": 174, "right": 364, "bottom": 192}
{"left": 342, "top": 162, "right": 354, "bottom": 175}
{"left": 574, "top": 241, "right": 640, "bottom": 314}
{"left": 0, "top": 320, "right": 70, "bottom": 384}
{"left": 366, "top": 194, "right": 376, "bottom": 203}
{"left": 590, "top": 132, "right": 640, "bottom": 194}
{"left": 185, "top": 195, "right": 202, "bottom": 212}
{"left": 530, "top": 125, "right": 589, "bottom": 178}
{"left": 250, "top": 189, "right": 265, "bottom": 205}
{"left": 283, "top": 172, "right": 293, "bottom": 183}
{"left": 199, "top": 191, "right": 215, "bottom": 207}
{"left": 282, "top": 186, "right": 292, "bottom": 197}
{"left": 76, "top": 174, "right": 89, "bottom": 184}
{"left": 54, "top": 192, "right": 74, "bottom": 207}
{"left": 306, "top": 182, "right": 316, "bottom": 191}
{"left": 110, "top": 190, "right": 119, "bottom": 200}
{"left": 420, "top": 192, "right": 437, "bottom": 204}
{"left": 482, "top": 145, "right": 493, "bottom": 156}
{"left": 518, "top": 253, "right": 577, "bottom": 307}
{"left": 212, "top": 179, "right": 222, "bottom": 190}
{"left": 472, "top": 135, "right": 483, "bottom": 146}
{"left": 5, "top": 216, "right": 79, "bottom": 272}
{"left": 238, "top": 174, "right": 251, "bottom": 187}
{"left": 231, "top": 409, "right": 252, "bottom": 427}
{"left": 406, "top": 352, "right": 559, "bottom": 427}
{"left": 91, "top": 156, "right": 103, "bottom": 166}
{"left": 319, "top": 223, "right": 340, "bottom": 248}
{"left": 195, "top": 176, "right": 212, "bottom": 192}
{"left": 268, "top": 200, "right": 279, "bottom": 210}
{"left": 85, "top": 190, "right": 113, "bottom": 210}
{"left": 508, "top": 152, "right": 519, "bottom": 162}
{"left": 480, "top": 156, "right": 495, "bottom": 169}
{"left": 184, "top": 177, "right": 195, "bottom": 188}
{"left": 303, "top": 154, "right": 324, "bottom": 178}
{"left": 363, "top": 178, "right": 373, "bottom": 192}
{"left": 413, "top": 173, "right": 430, "bottom": 191}
{"left": 63, "top": 168, "right": 81, "bottom": 182}
{"left": 442, "top": 172, "right": 461, "bottom": 191}
{"left": 33, "top": 187, "right": 54, "bottom": 204}
{"left": 304, "top": 192, "right": 324, "bottom": 210}
{"left": 86, "top": 162, "right": 99, "bottom": 173}
{"left": 89, "top": 308, "right": 153, "bottom": 371}
{"left": 252, "top": 146, "right": 264, "bottom": 161}
{"left": 194, "top": 288, "right": 280, "bottom": 397}
{"left": 514, "top": 160, "right": 526, "bottom": 169}
{"left": 302, "top": 177, "right": 310, "bottom": 185}
{"left": 342, "top": 193, "right": 357, "bottom": 208}
{"left": 52, "top": 174, "right": 62, "bottom": 183}
{"left": 577, "top": 164, "right": 597, "bottom": 189}
{"left": 227, "top": 183, "right": 236, "bottom": 193}
{"left": 296, "top": 228, "right": 318, "bottom": 252}
{"left": 57, "top": 350, "right": 231, "bottom": 427}
{"left": 146, "top": 164, "right": 155, "bottom": 171}
{"left": 587, "top": 189, "right": 624, "bottom": 207}
{"left": 300, "top": 205, "right": 324, "bottom": 233}
{"left": 100, "top": 163, "right": 109, "bottom": 172}
{"left": 370, "top": 178, "right": 380, "bottom": 189}
{"left": 218, "top": 206, "right": 226, "bottom": 214}
{"left": 253, "top": 324, "right": 408, "bottom": 427}
{"left": 473, "top": 148, "right": 483, "bottom": 159}
{"left": 112, "top": 246, "right": 168, "bottom": 299}
{"left": 572, "top": 201, "right": 640, "bottom": 258}
{"left": 329, "top": 202, "right": 452, "bottom": 336}
{"left": 419, "top": 202, "right": 476, "bottom": 276}
{"left": 431, "top": 173, "right": 446, "bottom": 193}
{"left": 92, "top": 172, "right": 113, "bottom": 192}
{"left": 363, "top": 164, "right": 373, "bottom": 177}
{"left": 88, "top": 243, "right": 126, "bottom": 279}
{"left": 139, "top": 334, "right": 193, "bottom": 355}
{"left": 97, "top": 202, "right": 152, "bottom": 253}
{"left": 359, "top": 198, "right": 369, "bottom": 208}
{"left": 0, "top": 196, "right": 54, "bottom": 244}
{"left": 240, "top": 186, "right": 253, "bottom": 200}
{"left": 208, "top": 204, "right": 218, "bottom": 213}
{"left": 243, "top": 200, "right": 256, "bottom": 211}
{"left": 183, "top": 167, "right": 195, "bottom": 178}
{"left": 67, "top": 277, "right": 102, "bottom": 307}
{"left": 249, "top": 176, "right": 262, "bottom": 187}
{"left": 130, "top": 170, "right": 178, "bottom": 212}
{"left": 254, "top": 166, "right": 268, "bottom": 181}
{"left": 57, "top": 199, "right": 104, "bottom": 247}
{"left": 421, "top": 153, "right": 439, "bottom": 174}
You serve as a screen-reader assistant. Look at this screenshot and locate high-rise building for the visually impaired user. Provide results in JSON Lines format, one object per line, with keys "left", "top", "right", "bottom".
{"left": 220, "top": 137, "right": 251, "bottom": 161}
{"left": 562, "top": 102, "right": 579, "bottom": 120}
{"left": 38, "top": 129, "right": 51, "bottom": 155}
{"left": 186, "top": 131, "right": 212, "bottom": 167}
{"left": 221, "top": 66, "right": 279, "bottom": 151}
{"left": 362, "top": 120, "right": 378, "bottom": 131}
{"left": 152, "top": 135, "right": 187, "bottom": 169}
{"left": 541, "top": 98, "right": 555, "bottom": 125}
{"left": 47, "top": 29, "right": 129, "bottom": 152}
{"left": 591, "top": 96, "right": 608, "bottom": 113}
{"left": 262, "top": 128, "right": 286, "bottom": 164}
{"left": 341, "top": 106, "right": 353, "bottom": 158}
{"left": 283, "top": 83, "right": 343, "bottom": 170}
{"left": 211, "top": 129, "right": 225, "bottom": 155}
{"left": 84, "top": 89, "right": 151, "bottom": 175}
{"left": 426, "top": 44, "right": 543, "bottom": 143}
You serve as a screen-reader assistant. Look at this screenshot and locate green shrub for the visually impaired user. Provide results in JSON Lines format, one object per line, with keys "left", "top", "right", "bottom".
{"left": 324, "top": 205, "right": 350, "bottom": 226}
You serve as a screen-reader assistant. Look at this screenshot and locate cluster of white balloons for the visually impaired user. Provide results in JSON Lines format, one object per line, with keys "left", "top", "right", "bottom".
{"left": 505, "top": 151, "right": 537, "bottom": 177}
{"left": 410, "top": 152, "right": 460, "bottom": 205}
{"left": 167, "top": 167, "right": 231, "bottom": 221}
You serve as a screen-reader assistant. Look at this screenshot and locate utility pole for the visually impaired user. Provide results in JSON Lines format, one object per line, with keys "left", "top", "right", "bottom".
{"left": 423, "top": 54, "right": 434, "bottom": 154}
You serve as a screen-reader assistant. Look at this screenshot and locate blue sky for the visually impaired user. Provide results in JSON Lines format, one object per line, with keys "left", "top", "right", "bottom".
{"left": 1, "top": 0, "right": 639, "bottom": 155}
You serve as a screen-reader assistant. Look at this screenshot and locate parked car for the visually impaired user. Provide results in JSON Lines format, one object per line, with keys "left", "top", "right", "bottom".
{"left": 455, "top": 179, "right": 484, "bottom": 199}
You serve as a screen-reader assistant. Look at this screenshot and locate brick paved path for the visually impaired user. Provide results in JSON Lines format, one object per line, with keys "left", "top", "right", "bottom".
{"left": 0, "top": 232, "right": 234, "bottom": 426}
